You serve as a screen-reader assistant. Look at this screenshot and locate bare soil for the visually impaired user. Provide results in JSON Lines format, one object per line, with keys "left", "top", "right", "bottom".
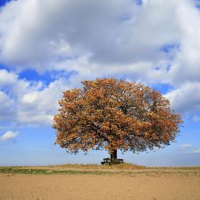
{"left": 0, "top": 168, "right": 200, "bottom": 200}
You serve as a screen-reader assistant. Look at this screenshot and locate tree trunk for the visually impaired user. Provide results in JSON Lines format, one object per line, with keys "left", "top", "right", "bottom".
{"left": 110, "top": 149, "right": 117, "bottom": 162}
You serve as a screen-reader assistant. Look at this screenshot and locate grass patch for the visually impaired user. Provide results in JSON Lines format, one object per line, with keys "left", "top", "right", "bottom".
{"left": 0, "top": 167, "right": 112, "bottom": 175}
{"left": 0, "top": 168, "right": 49, "bottom": 175}
{"left": 0, "top": 165, "right": 200, "bottom": 176}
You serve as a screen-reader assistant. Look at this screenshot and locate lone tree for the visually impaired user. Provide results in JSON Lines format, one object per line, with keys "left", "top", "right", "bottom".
{"left": 53, "top": 78, "right": 182, "bottom": 163}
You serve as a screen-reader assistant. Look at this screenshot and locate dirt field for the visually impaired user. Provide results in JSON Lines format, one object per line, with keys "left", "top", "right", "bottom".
{"left": 0, "top": 171, "right": 200, "bottom": 200}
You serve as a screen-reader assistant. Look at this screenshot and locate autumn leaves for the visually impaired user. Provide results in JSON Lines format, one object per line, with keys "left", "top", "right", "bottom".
{"left": 53, "top": 78, "right": 182, "bottom": 157}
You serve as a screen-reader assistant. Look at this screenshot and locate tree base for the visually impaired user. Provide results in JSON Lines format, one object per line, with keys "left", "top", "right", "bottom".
{"left": 101, "top": 158, "right": 124, "bottom": 165}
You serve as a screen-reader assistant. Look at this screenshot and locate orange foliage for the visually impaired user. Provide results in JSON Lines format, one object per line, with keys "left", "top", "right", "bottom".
{"left": 53, "top": 78, "right": 182, "bottom": 154}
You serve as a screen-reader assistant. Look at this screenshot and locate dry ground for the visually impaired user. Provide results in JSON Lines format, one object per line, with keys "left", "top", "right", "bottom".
{"left": 0, "top": 165, "right": 200, "bottom": 200}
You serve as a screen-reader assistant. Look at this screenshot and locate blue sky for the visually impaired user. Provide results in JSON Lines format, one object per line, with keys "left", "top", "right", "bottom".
{"left": 0, "top": 0, "right": 200, "bottom": 166}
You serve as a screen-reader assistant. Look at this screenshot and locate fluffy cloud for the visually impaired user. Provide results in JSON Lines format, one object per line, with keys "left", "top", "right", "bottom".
{"left": 0, "top": 0, "right": 199, "bottom": 86}
{"left": 169, "top": 1, "right": 200, "bottom": 84}
{"left": 0, "top": 0, "right": 192, "bottom": 73}
{"left": 180, "top": 145, "right": 200, "bottom": 154}
{"left": 193, "top": 115, "right": 200, "bottom": 122}
{"left": 0, "top": 1, "right": 198, "bottom": 73}
{"left": 0, "top": 91, "right": 15, "bottom": 121}
{"left": 0, "top": 130, "right": 18, "bottom": 141}
{"left": 180, "top": 144, "right": 192, "bottom": 149}
{"left": 18, "top": 79, "right": 68, "bottom": 124}
{"left": 0, "top": 0, "right": 200, "bottom": 125}
{"left": 192, "top": 149, "right": 200, "bottom": 154}
{"left": 0, "top": 69, "right": 17, "bottom": 86}
{"left": 165, "top": 82, "right": 200, "bottom": 114}
{"left": 0, "top": 69, "right": 69, "bottom": 125}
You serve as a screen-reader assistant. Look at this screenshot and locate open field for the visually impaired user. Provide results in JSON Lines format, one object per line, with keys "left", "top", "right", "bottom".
{"left": 0, "top": 164, "right": 200, "bottom": 200}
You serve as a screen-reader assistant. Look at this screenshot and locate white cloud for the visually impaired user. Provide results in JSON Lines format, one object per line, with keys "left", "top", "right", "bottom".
{"left": 193, "top": 115, "right": 200, "bottom": 122}
{"left": 0, "top": 69, "right": 17, "bottom": 86}
{"left": 180, "top": 144, "right": 192, "bottom": 149}
{"left": 0, "top": 131, "right": 18, "bottom": 141}
{"left": 169, "top": 1, "right": 200, "bottom": 84}
{"left": 0, "top": 0, "right": 200, "bottom": 124}
{"left": 192, "top": 149, "right": 200, "bottom": 154}
{"left": 18, "top": 79, "right": 68, "bottom": 125}
{"left": 0, "top": 69, "right": 69, "bottom": 125}
{"left": 0, "top": 0, "right": 190, "bottom": 73}
{"left": 0, "top": 91, "right": 15, "bottom": 121}
{"left": 165, "top": 82, "right": 200, "bottom": 114}
{"left": 0, "top": 0, "right": 198, "bottom": 88}
{"left": 180, "top": 144, "right": 200, "bottom": 155}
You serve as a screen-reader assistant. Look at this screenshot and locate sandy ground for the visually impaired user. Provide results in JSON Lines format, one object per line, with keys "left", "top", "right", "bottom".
{"left": 0, "top": 173, "right": 200, "bottom": 200}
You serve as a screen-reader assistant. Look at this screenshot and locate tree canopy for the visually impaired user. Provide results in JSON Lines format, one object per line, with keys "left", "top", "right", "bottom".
{"left": 53, "top": 78, "right": 182, "bottom": 160}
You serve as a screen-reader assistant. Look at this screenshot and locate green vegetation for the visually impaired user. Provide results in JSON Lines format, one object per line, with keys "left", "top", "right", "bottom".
{"left": 0, "top": 167, "right": 111, "bottom": 175}
{"left": 0, "top": 164, "right": 200, "bottom": 176}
